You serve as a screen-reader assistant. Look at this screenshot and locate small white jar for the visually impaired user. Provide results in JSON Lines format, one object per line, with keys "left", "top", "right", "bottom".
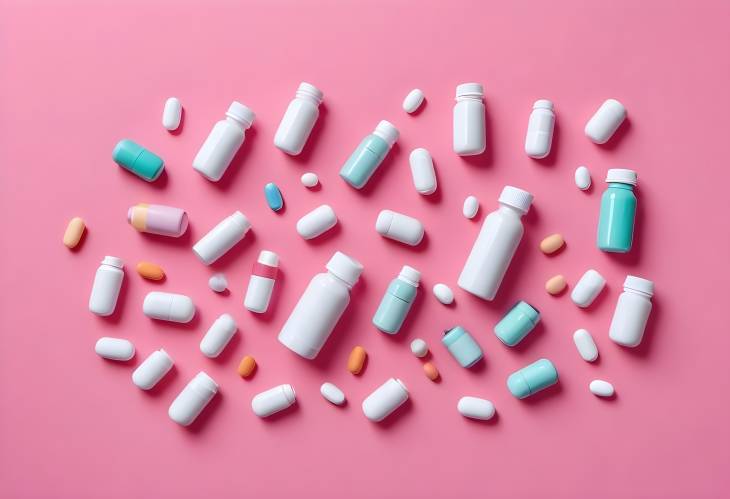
{"left": 453, "top": 83, "right": 485, "bottom": 156}
{"left": 609, "top": 275, "right": 654, "bottom": 347}
{"left": 274, "top": 82, "right": 323, "bottom": 155}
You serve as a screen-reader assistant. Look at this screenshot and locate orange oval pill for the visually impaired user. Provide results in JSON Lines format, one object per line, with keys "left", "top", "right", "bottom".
{"left": 237, "top": 356, "right": 256, "bottom": 378}
{"left": 136, "top": 261, "right": 165, "bottom": 281}
{"left": 347, "top": 346, "right": 367, "bottom": 374}
{"left": 63, "top": 217, "right": 86, "bottom": 249}
{"left": 545, "top": 274, "right": 567, "bottom": 295}
{"left": 423, "top": 362, "right": 439, "bottom": 381}
{"left": 539, "top": 233, "right": 565, "bottom": 254}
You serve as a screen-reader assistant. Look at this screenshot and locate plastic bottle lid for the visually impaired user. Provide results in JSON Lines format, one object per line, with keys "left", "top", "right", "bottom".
{"left": 456, "top": 83, "right": 484, "bottom": 98}
{"left": 258, "top": 250, "right": 279, "bottom": 267}
{"left": 230, "top": 211, "right": 252, "bottom": 232}
{"left": 624, "top": 275, "right": 654, "bottom": 297}
{"left": 373, "top": 120, "right": 399, "bottom": 147}
{"left": 326, "top": 251, "right": 364, "bottom": 287}
{"left": 102, "top": 256, "right": 124, "bottom": 268}
{"left": 398, "top": 265, "right": 421, "bottom": 287}
{"left": 498, "top": 186, "right": 534, "bottom": 214}
{"left": 533, "top": 99, "right": 554, "bottom": 111}
{"left": 297, "top": 82, "right": 323, "bottom": 103}
{"left": 226, "top": 101, "right": 255, "bottom": 127}
{"left": 192, "top": 371, "right": 218, "bottom": 394}
{"left": 606, "top": 168, "right": 637, "bottom": 186}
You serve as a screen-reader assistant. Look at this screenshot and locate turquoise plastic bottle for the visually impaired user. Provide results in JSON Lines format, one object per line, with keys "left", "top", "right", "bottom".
{"left": 494, "top": 301, "right": 540, "bottom": 346}
{"left": 507, "top": 358, "right": 558, "bottom": 399}
{"left": 372, "top": 266, "right": 420, "bottom": 334}
{"left": 597, "top": 169, "right": 638, "bottom": 253}
{"left": 442, "top": 326, "right": 483, "bottom": 368}
{"left": 340, "top": 120, "right": 398, "bottom": 189}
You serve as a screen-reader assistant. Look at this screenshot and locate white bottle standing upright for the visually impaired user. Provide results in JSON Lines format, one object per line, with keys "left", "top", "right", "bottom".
{"left": 458, "top": 186, "right": 533, "bottom": 300}
{"left": 609, "top": 276, "right": 654, "bottom": 347}
{"left": 453, "top": 83, "right": 486, "bottom": 156}
{"left": 278, "top": 251, "right": 363, "bottom": 359}
{"left": 274, "top": 82, "right": 323, "bottom": 155}
{"left": 524, "top": 99, "right": 555, "bottom": 159}
{"left": 193, "top": 101, "right": 255, "bottom": 181}
{"left": 244, "top": 250, "right": 279, "bottom": 313}
{"left": 88, "top": 256, "right": 125, "bottom": 316}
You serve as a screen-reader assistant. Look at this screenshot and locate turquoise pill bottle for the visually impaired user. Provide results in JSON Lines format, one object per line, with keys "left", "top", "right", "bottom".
{"left": 507, "top": 358, "right": 558, "bottom": 399}
{"left": 597, "top": 169, "right": 638, "bottom": 253}
{"left": 442, "top": 326, "right": 483, "bottom": 368}
{"left": 340, "top": 120, "right": 398, "bottom": 189}
{"left": 372, "top": 266, "right": 420, "bottom": 334}
{"left": 112, "top": 139, "right": 164, "bottom": 182}
{"left": 494, "top": 301, "right": 540, "bottom": 346}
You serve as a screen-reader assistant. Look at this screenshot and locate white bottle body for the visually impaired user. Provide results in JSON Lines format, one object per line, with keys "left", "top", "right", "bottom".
{"left": 88, "top": 257, "right": 124, "bottom": 316}
{"left": 274, "top": 98, "right": 319, "bottom": 155}
{"left": 192, "top": 211, "right": 251, "bottom": 265}
{"left": 609, "top": 291, "right": 652, "bottom": 347}
{"left": 168, "top": 372, "right": 218, "bottom": 426}
{"left": 362, "top": 378, "right": 409, "bottom": 422}
{"left": 524, "top": 104, "right": 555, "bottom": 158}
{"left": 245, "top": 275, "right": 275, "bottom": 313}
{"left": 193, "top": 118, "right": 245, "bottom": 181}
{"left": 453, "top": 98, "right": 485, "bottom": 155}
{"left": 251, "top": 384, "right": 296, "bottom": 417}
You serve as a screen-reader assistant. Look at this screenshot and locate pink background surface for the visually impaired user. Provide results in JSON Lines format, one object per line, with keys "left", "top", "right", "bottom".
{"left": 1, "top": 1, "right": 729, "bottom": 498}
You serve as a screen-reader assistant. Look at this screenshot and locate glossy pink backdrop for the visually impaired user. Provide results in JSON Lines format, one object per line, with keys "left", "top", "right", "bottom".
{"left": 1, "top": 1, "right": 729, "bottom": 498}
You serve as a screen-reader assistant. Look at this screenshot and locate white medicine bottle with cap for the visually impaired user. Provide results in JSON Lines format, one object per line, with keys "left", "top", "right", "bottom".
{"left": 89, "top": 256, "right": 125, "bottom": 316}
{"left": 458, "top": 186, "right": 533, "bottom": 301}
{"left": 278, "top": 251, "right": 363, "bottom": 360}
{"left": 609, "top": 276, "right": 654, "bottom": 347}
{"left": 453, "top": 83, "right": 486, "bottom": 156}
{"left": 274, "top": 82, "right": 323, "bottom": 155}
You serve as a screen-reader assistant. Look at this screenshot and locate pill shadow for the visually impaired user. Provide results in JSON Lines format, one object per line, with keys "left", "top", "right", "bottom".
{"left": 212, "top": 126, "right": 258, "bottom": 192}
{"left": 529, "top": 118, "right": 561, "bottom": 167}
{"left": 184, "top": 391, "right": 224, "bottom": 435}
{"left": 355, "top": 142, "right": 403, "bottom": 198}
{"left": 408, "top": 97, "right": 427, "bottom": 116}
{"left": 463, "top": 410, "right": 500, "bottom": 427}
{"left": 209, "top": 230, "right": 257, "bottom": 270}
{"left": 465, "top": 357, "right": 487, "bottom": 375}
{"left": 378, "top": 230, "right": 430, "bottom": 253}
{"left": 520, "top": 381, "right": 563, "bottom": 406}
{"left": 143, "top": 364, "right": 179, "bottom": 397}
{"left": 287, "top": 103, "right": 328, "bottom": 165}
{"left": 139, "top": 168, "right": 169, "bottom": 190}
{"left": 371, "top": 398, "right": 413, "bottom": 430}
{"left": 208, "top": 332, "right": 241, "bottom": 365}
{"left": 147, "top": 310, "right": 202, "bottom": 332}
{"left": 249, "top": 267, "right": 285, "bottom": 323}
{"left": 134, "top": 224, "right": 194, "bottom": 248}
{"left": 595, "top": 391, "right": 618, "bottom": 402}
{"left": 596, "top": 118, "right": 632, "bottom": 151}
{"left": 421, "top": 183, "right": 443, "bottom": 204}
{"left": 304, "top": 222, "right": 342, "bottom": 247}
{"left": 260, "top": 400, "right": 301, "bottom": 423}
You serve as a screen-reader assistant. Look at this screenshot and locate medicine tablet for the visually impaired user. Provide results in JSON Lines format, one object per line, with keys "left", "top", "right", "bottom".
{"left": 575, "top": 166, "right": 592, "bottom": 190}
{"left": 320, "top": 382, "right": 346, "bottom": 406}
{"left": 347, "top": 346, "right": 367, "bottom": 374}
{"left": 297, "top": 204, "right": 338, "bottom": 240}
{"left": 433, "top": 283, "right": 454, "bottom": 305}
{"left": 409, "top": 148, "right": 437, "bottom": 195}
{"left": 585, "top": 99, "right": 627, "bottom": 144}
{"left": 410, "top": 338, "right": 429, "bottom": 358}
{"left": 571, "top": 269, "right": 606, "bottom": 308}
{"left": 402, "top": 88, "right": 425, "bottom": 114}
{"left": 252, "top": 384, "right": 296, "bottom": 418}
{"left": 362, "top": 378, "right": 409, "bottom": 422}
{"left": 463, "top": 196, "right": 479, "bottom": 219}
{"left": 200, "top": 313, "right": 237, "bottom": 358}
{"left": 423, "top": 362, "right": 439, "bottom": 381}
{"left": 375, "top": 210, "right": 424, "bottom": 246}
{"left": 237, "top": 355, "right": 256, "bottom": 378}
{"left": 95, "top": 337, "right": 135, "bottom": 361}
{"left": 539, "top": 234, "right": 565, "bottom": 254}
{"left": 545, "top": 275, "right": 567, "bottom": 295}
{"left": 162, "top": 97, "right": 182, "bottom": 131}
{"left": 132, "top": 349, "right": 174, "bottom": 389}
{"left": 573, "top": 329, "right": 599, "bottom": 362}
{"left": 301, "top": 172, "right": 319, "bottom": 188}
{"left": 63, "top": 217, "right": 86, "bottom": 248}
{"left": 457, "top": 396, "right": 496, "bottom": 420}
{"left": 209, "top": 273, "right": 228, "bottom": 293}
{"left": 143, "top": 291, "right": 195, "bottom": 323}
{"left": 589, "top": 379, "right": 615, "bottom": 397}
{"left": 264, "top": 182, "right": 284, "bottom": 211}
{"left": 136, "top": 261, "right": 165, "bottom": 281}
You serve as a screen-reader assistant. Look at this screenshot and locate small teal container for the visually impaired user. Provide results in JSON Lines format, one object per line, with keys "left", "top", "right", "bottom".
{"left": 507, "top": 358, "right": 558, "bottom": 399}
{"left": 339, "top": 120, "right": 398, "bottom": 189}
{"left": 597, "top": 169, "right": 638, "bottom": 253}
{"left": 494, "top": 301, "right": 540, "bottom": 346}
{"left": 112, "top": 139, "right": 164, "bottom": 182}
{"left": 372, "top": 266, "right": 420, "bottom": 334}
{"left": 442, "top": 326, "right": 483, "bottom": 368}
{"left": 264, "top": 182, "right": 284, "bottom": 211}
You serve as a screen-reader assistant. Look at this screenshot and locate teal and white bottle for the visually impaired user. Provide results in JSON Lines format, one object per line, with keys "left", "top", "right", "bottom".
{"left": 372, "top": 266, "right": 420, "bottom": 334}
{"left": 340, "top": 120, "right": 399, "bottom": 189}
{"left": 597, "top": 169, "right": 638, "bottom": 253}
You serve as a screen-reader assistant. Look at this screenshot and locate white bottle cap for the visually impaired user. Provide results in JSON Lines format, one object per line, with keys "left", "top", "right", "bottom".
{"left": 230, "top": 211, "right": 252, "bottom": 232}
{"left": 498, "top": 186, "right": 534, "bottom": 214}
{"left": 192, "top": 371, "right": 219, "bottom": 394}
{"left": 398, "top": 265, "right": 421, "bottom": 287}
{"left": 326, "top": 251, "right": 363, "bottom": 287}
{"left": 297, "top": 82, "right": 323, "bottom": 103}
{"left": 226, "top": 101, "right": 255, "bottom": 127}
{"left": 456, "top": 83, "right": 484, "bottom": 98}
{"left": 533, "top": 99, "right": 554, "bottom": 110}
{"left": 258, "top": 250, "right": 279, "bottom": 267}
{"left": 373, "top": 120, "right": 399, "bottom": 147}
{"left": 606, "top": 168, "right": 637, "bottom": 186}
{"left": 102, "top": 256, "right": 124, "bottom": 268}
{"left": 624, "top": 275, "right": 654, "bottom": 297}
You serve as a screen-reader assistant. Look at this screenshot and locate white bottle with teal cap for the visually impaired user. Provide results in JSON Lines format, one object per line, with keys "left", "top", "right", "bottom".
{"left": 340, "top": 120, "right": 399, "bottom": 189}
{"left": 372, "top": 266, "right": 420, "bottom": 334}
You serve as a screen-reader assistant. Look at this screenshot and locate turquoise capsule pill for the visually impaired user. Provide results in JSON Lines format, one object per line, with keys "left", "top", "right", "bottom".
{"left": 264, "top": 182, "right": 284, "bottom": 211}
{"left": 442, "top": 326, "right": 483, "bottom": 368}
{"left": 494, "top": 301, "right": 540, "bottom": 346}
{"left": 112, "top": 139, "right": 164, "bottom": 182}
{"left": 507, "top": 358, "right": 558, "bottom": 399}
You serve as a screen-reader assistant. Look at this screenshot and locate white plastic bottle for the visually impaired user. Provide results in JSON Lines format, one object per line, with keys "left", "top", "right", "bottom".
{"left": 274, "top": 82, "right": 323, "bottom": 155}
{"left": 453, "top": 83, "right": 485, "bottom": 156}
{"left": 88, "top": 256, "right": 125, "bottom": 316}
{"left": 244, "top": 250, "right": 279, "bottom": 313}
{"left": 193, "top": 101, "right": 255, "bottom": 181}
{"left": 458, "top": 186, "right": 533, "bottom": 300}
{"left": 168, "top": 372, "right": 218, "bottom": 426}
{"left": 524, "top": 99, "right": 555, "bottom": 159}
{"left": 192, "top": 211, "right": 251, "bottom": 265}
{"left": 278, "top": 252, "right": 363, "bottom": 359}
{"left": 609, "top": 276, "right": 654, "bottom": 347}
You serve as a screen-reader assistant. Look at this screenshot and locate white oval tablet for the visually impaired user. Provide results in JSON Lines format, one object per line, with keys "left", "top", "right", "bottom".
{"left": 297, "top": 204, "right": 337, "bottom": 240}
{"left": 162, "top": 97, "right": 182, "bottom": 131}
{"left": 463, "top": 195, "right": 479, "bottom": 219}
{"left": 143, "top": 292, "right": 195, "bottom": 323}
{"left": 433, "top": 283, "right": 454, "bottom": 305}
{"left": 320, "top": 382, "right": 345, "bottom": 406}
{"left": 457, "top": 396, "right": 495, "bottom": 420}
{"left": 410, "top": 338, "right": 429, "bottom": 358}
{"left": 571, "top": 269, "right": 606, "bottom": 308}
{"left": 589, "top": 380, "right": 615, "bottom": 397}
{"left": 132, "top": 349, "right": 173, "bottom": 389}
{"left": 200, "top": 313, "right": 237, "bottom": 358}
{"left": 575, "top": 166, "right": 592, "bottom": 190}
{"left": 300, "top": 172, "right": 319, "bottom": 188}
{"left": 573, "top": 329, "right": 599, "bottom": 362}
{"left": 409, "top": 148, "right": 437, "bottom": 195}
{"left": 375, "top": 209, "right": 424, "bottom": 246}
{"left": 585, "top": 99, "right": 626, "bottom": 144}
{"left": 208, "top": 273, "right": 228, "bottom": 293}
{"left": 95, "top": 337, "right": 135, "bottom": 361}
{"left": 402, "top": 88, "right": 424, "bottom": 114}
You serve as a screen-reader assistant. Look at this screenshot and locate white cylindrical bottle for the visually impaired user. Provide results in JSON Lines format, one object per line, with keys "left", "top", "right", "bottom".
{"left": 453, "top": 83, "right": 486, "bottom": 156}
{"left": 192, "top": 211, "right": 251, "bottom": 265}
{"left": 244, "top": 250, "right": 279, "bottom": 313}
{"left": 524, "top": 99, "right": 555, "bottom": 159}
{"left": 274, "top": 82, "right": 323, "bottom": 155}
{"left": 251, "top": 384, "right": 296, "bottom": 417}
{"left": 362, "top": 378, "right": 409, "bottom": 422}
{"left": 200, "top": 313, "right": 238, "bottom": 358}
{"left": 458, "top": 186, "right": 533, "bottom": 300}
{"left": 278, "top": 251, "right": 363, "bottom": 359}
{"left": 168, "top": 372, "right": 218, "bottom": 426}
{"left": 132, "top": 349, "right": 174, "bottom": 390}
{"left": 193, "top": 101, "right": 255, "bottom": 181}
{"left": 609, "top": 276, "right": 654, "bottom": 347}
{"left": 88, "top": 256, "right": 125, "bottom": 316}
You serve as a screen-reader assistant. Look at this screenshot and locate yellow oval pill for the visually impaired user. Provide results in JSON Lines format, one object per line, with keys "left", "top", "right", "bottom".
{"left": 423, "top": 362, "right": 440, "bottom": 381}
{"left": 539, "top": 233, "right": 565, "bottom": 254}
{"left": 545, "top": 274, "right": 567, "bottom": 295}
{"left": 136, "top": 261, "right": 165, "bottom": 281}
{"left": 237, "top": 356, "right": 256, "bottom": 378}
{"left": 63, "top": 217, "right": 86, "bottom": 249}
{"left": 347, "top": 346, "right": 367, "bottom": 374}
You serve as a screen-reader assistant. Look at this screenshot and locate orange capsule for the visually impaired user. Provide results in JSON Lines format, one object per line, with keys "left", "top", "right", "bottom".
{"left": 347, "top": 346, "right": 367, "bottom": 374}
{"left": 545, "top": 274, "right": 567, "bottom": 295}
{"left": 423, "top": 362, "right": 439, "bottom": 381}
{"left": 136, "top": 261, "right": 165, "bottom": 281}
{"left": 237, "top": 356, "right": 256, "bottom": 378}
{"left": 63, "top": 217, "right": 86, "bottom": 249}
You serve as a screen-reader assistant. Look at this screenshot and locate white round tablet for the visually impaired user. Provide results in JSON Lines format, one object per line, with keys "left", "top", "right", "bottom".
{"left": 457, "top": 396, "right": 495, "bottom": 420}
{"left": 575, "top": 166, "right": 592, "bottom": 190}
{"left": 463, "top": 195, "right": 479, "bottom": 219}
{"left": 301, "top": 172, "right": 319, "bottom": 188}
{"left": 208, "top": 273, "right": 228, "bottom": 293}
{"left": 402, "top": 88, "right": 425, "bottom": 114}
{"left": 410, "top": 338, "right": 429, "bottom": 358}
{"left": 433, "top": 283, "right": 454, "bottom": 305}
{"left": 589, "top": 380, "right": 615, "bottom": 397}
{"left": 320, "top": 382, "right": 345, "bottom": 406}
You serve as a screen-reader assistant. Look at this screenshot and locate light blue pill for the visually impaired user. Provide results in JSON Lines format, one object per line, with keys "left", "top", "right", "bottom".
{"left": 264, "top": 182, "right": 284, "bottom": 211}
{"left": 442, "top": 326, "right": 483, "bottom": 368}
{"left": 507, "top": 358, "right": 558, "bottom": 399}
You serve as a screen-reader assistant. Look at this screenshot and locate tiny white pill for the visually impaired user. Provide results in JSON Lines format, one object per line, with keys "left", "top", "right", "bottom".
{"left": 410, "top": 338, "right": 429, "bottom": 358}
{"left": 208, "top": 273, "right": 228, "bottom": 293}
{"left": 463, "top": 195, "right": 479, "bottom": 219}
{"left": 433, "top": 283, "right": 454, "bottom": 305}
{"left": 402, "top": 88, "right": 425, "bottom": 114}
{"left": 95, "top": 337, "right": 135, "bottom": 361}
{"left": 320, "top": 382, "right": 346, "bottom": 406}
{"left": 300, "top": 172, "right": 319, "bottom": 188}
{"left": 457, "top": 396, "right": 496, "bottom": 420}
{"left": 409, "top": 148, "right": 437, "bottom": 195}
{"left": 589, "top": 380, "right": 615, "bottom": 397}
{"left": 573, "top": 329, "right": 599, "bottom": 362}
{"left": 575, "top": 166, "right": 592, "bottom": 190}
{"left": 297, "top": 204, "right": 338, "bottom": 240}
{"left": 571, "top": 269, "right": 606, "bottom": 308}
{"left": 162, "top": 97, "right": 182, "bottom": 131}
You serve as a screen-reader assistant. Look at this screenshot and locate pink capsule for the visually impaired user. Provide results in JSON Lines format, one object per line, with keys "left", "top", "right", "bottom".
{"left": 128, "top": 203, "right": 188, "bottom": 237}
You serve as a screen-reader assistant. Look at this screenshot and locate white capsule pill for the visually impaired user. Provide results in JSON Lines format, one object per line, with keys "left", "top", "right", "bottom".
{"left": 362, "top": 378, "right": 409, "bottom": 422}
{"left": 589, "top": 379, "right": 615, "bottom": 397}
{"left": 409, "top": 148, "right": 437, "bottom": 195}
{"left": 95, "top": 337, "right": 135, "bottom": 361}
{"left": 573, "top": 329, "right": 599, "bottom": 362}
{"left": 296, "top": 204, "right": 337, "bottom": 240}
{"left": 524, "top": 99, "right": 555, "bottom": 159}
{"left": 585, "top": 99, "right": 626, "bottom": 144}
{"left": 463, "top": 195, "right": 479, "bottom": 219}
{"left": 143, "top": 292, "right": 195, "bottom": 323}
{"left": 457, "top": 396, "right": 496, "bottom": 420}
{"left": 574, "top": 166, "right": 592, "bottom": 190}
{"left": 251, "top": 384, "right": 296, "bottom": 417}
{"left": 300, "top": 172, "right": 319, "bottom": 188}
{"left": 320, "top": 382, "right": 346, "bottom": 406}
{"left": 162, "top": 97, "right": 182, "bottom": 131}
{"left": 375, "top": 209, "right": 424, "bottom": 246}
{"left": 571, "top": 269, "right": 606, "bottom": 308}
{"left": 132, "top": 349, "right": 174, "bottom": 390}
{"left": 208, "top": 273, "right": 228, "bottom": 293}
{"left": 433, "top": 283, "right": 454, "bottom": 305}
{"left": 200, "top": 313, "right": 237, "bottom": 358}
{"left": 168, "top": 372, "right": 218, "bottom": 426}
{"left": 410, "top": 338, "right": 429, "bottom": 358}
{"left": 402, "top": 88, "right": 425, "bottom": 114}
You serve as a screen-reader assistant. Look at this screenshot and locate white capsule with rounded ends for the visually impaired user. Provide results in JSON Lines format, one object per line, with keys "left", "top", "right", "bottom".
{"left": 590, "top": 380, "right": 615, "bottom": 397}
{"left": 362, "top": 378, "right": 409, "bottom": 422}
{"left": 274, "top": 82, "right": 323, "bottom": 155}
{"left": 200, "top": 313, "right": 237, "bottom": 358}
{"left": 320, "top": 382, "right": 346, "bottom": 406}
{"left": 89, "top": 256, "right": 125, "bottom": 316}
{"left": 208, "top": 273, "right": 228, "bottom": 293}
{"left": 296, "top": 204, "right": 337, "bottom": 240}
{"left": 457, "top": 396, "right": 496, "bottom": 420}
{"left": 575, "top": 166, "right": 592, "bottom": 190}
{"left": 463, "top": 195, "right": 479, "bottom": 219}
{"left": 193, "top": 211, "right": 251, "bottom": 265}
{"left": 143, "top": 292, "right": 195, "bottom": 323}
{"left": 162, "top": 97, "right": 182, "bottom": 131}
{"left": 95, "top": 337, "right": 135, "bottom": 361}
{"left": 573, "top": 329, "right": 599, "bottom": 362}
{"left": 402, "top": 88, "right": 425, "bottom": 114}
{"left": 300, "top": 172, "right": 319, "bottom": 188}
{"left": 524, "top": 99, "right": 555, "bottom": 159}
{"left": 571, "top": 269, "right": 606, "bottom": 308}
{"left": 168, "top": 372, "right": 218, "bottom": 426}
{"left": 410, "top": 338, "right": 428, "bottom": 358}
{"left": 585, "top": 99, "right": 627, "bottom": 144}
{"left": 251, "top": 384, "right": 296, "bottom": 417}
{"left": 132, "top": 349, "right": 174, "bottom": 389}
{"left": 432, "top": 283, "right": 454, "bottom": 305}
{"left": 375, "top": 210, "right": 424, "bottom": 246}
{"left": 409, "top": 148, "right": 437, "bottom": 195}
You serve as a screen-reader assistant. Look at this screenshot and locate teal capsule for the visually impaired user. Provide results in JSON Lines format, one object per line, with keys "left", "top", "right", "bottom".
{"left": 264, "top": 182, "right": 284, "bottom": 211}
{"left": 494, "top": 301, "right": 540, "bottom": 346}
{"left": 112, "top": 139, "right": 164, "bottom": 182}
{"left": 507, "top": 358, "right": 558, "bottom": 399}
{"left": 442, "top": 326, "right": 483, "bottom": 368}
{"left": 372, "top": 266, "right": 420, "bottom": 334}
{"left": 597, "top": 169, "right": 638, "bottom": 253}
{"left": 339, "top": 121, "right": 398, "bottom": 189}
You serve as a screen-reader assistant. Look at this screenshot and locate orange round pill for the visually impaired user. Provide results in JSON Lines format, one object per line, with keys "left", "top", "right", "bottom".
{"left": 237, "top": 356, "right": 256, "bottom": 378}
{"left": 347, "top": 346, "right": 367, "bottom": 374}
{"left": 423, "top": 362, "right": 439, "bottom": 381}
{"left": 136, "top": 261, "right": 165, "bottom": 281}
{"left": 545, "top": 274, "right": 567, "bottom": 295}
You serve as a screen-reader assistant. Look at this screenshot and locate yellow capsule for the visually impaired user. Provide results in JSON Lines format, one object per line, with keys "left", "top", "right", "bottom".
{"left": 539, "top": 233, "right": 565, "bottom": 254}
{"left": 63, "top": 217, "right": 86, "bottom": 249}
{"left": 347, "top": 346, "right": 367, "bottom": 374}
{"left": 423, "top": 362, "right": 440, "bottom": 381}
{"left": 237, "top": 356, "right": 256, "bottom": 378}
{"left": 545, "top": 274, "right": 567, "bottom": 295}
{"left": 136, "top": 261, "right": 165, "bottom": 281}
